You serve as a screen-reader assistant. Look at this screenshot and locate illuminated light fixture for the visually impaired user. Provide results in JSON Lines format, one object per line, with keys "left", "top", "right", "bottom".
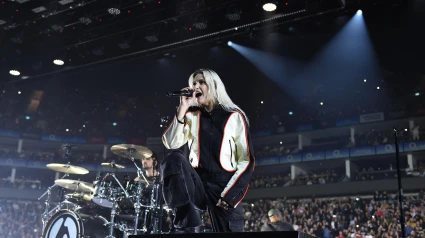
{"left": 108, "top": 8, "right": 121, "bottom": 15}
{"left": 9, "top": 70, "right": 20, "bottom": 76}
{"left": 227, "top": 41, "right": 233, "bottom": 46}
{"left": 415, "top": 92, "right": 420, "bottom": 96}
{"left": 356, "top": 10, "right": 362, "bottom": 16}
{"left": 32, "top": 6, "right": 47, "bottom": 13}
{"left": 58, "top": 0, "right": 74, "bottom": 5}
{"left": 53, "top": 59, "right": 64, "bottom": 65}
{"left": 193, "top": 22, "right": 207, "bottom": 30}
{"left": 263, "top": 3, "right": 277, "bottom": 12}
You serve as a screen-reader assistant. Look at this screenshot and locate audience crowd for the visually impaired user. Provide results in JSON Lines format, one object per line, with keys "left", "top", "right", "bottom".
{"left": 241, "top": 191, "right": 425, "bottom": 237}
{"left": 0, "top": 200, "right": 43, "bottom": 238}
{"left": 2, "top": 191, "right": 425, "bottom": 238}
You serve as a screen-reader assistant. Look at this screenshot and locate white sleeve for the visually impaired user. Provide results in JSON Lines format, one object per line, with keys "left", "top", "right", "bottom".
{"left": 162, "top": 114, "right": 191, "bottom": 149}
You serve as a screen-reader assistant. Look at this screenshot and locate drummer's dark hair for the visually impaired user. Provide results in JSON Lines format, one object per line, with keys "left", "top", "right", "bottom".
{"left": 150, "top": 151, "right": 159, "bottom": 170}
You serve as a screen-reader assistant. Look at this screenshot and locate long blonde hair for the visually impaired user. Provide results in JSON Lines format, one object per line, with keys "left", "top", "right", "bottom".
{"left": 188, "top": 69, "right": 249, "bottom": 126}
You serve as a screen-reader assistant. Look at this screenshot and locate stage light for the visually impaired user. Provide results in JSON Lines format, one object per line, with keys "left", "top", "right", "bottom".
{"left": 66, "top": 129, "right": 69, "bottom": 132}
{"left": 364, "top": 79, "right": 367, "bottom": 82}
{"left": 113, "top": 122, "right": 117, "bottom": 126}
{"left": 357, "top": 10, "right": 362, "bottom": 16}
{"left": 377, "top": 86, "right": 380, "bottom": 90}
{"left": 280, "top": 141, "right": 282, "bottom": 144}
{"left": 415, "top": 92, "right": 420, "bottom": 96}
{"left": 320, "top": 102, "right": 323, "bottom": 105}
{"left": 405, "top": 129, "right": 408, "bottom": 131}
{"left": 289, "top": 111, "right": 293, "bottom": 115}
{"left": 26, "top": 116, "right": 30, "bottom": 120}
{"left": 260, "top": 101, "right": 264, "bottom": 104}
{"left": 9, "top": 70, "right": 20, "bottom": 76}
{"left": 18, "top": 91, "right": 21, "bottom": 94}
{"left": 53, "top": 59, "right": 64, "bottom": 65}
{"left": 263, "top": 3, "right": 277, "bottom": 12}
{"left": 227, "top": 41, "right": 232, "bottom": 46}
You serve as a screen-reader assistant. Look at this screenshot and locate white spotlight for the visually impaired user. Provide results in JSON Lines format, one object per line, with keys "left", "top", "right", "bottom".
{"left": 53, "top": 59, "right": 64, "bottom": 65}
{"left": 9, "top": 70, "right": 20, "bottom": 76}
{"left": 320, "top": 102, "right": 324, "bottom": 105}
{"left": 227, "top": 41, "right": 233, "bottom": 46}
{"left": 263, "top": 3, "right": 277, "bottom": 12}
{"left": 357, "top": 10, "right": 362, "bottom": 16}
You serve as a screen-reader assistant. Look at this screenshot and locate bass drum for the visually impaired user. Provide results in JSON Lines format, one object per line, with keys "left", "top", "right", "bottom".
{"left": 42, "top": 209, "right": 110, "bottom": 238}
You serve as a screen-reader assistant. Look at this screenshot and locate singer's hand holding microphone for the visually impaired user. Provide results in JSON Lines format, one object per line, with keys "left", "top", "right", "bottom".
{"left": 166, "top": 88, "right": 198, "bottom": 122}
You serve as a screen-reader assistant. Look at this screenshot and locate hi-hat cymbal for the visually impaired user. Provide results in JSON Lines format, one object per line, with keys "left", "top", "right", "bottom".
{"left": 47, "top": 163, "right": 89, "bottom": 175}
{"left": 66, "top": 193, "right": 93, "bottom": 202}
{"left": 55, "top": 179, "right": 94, "bottom": 193}
{"left": 111, "top": 144, "right": 152, "bottom": 160}
{"left": 101, "top": 162, "right": 125, "bottom": 169}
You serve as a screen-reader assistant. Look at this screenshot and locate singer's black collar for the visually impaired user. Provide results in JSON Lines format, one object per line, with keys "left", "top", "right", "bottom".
{"left": 188, "top": 104, "right": 225, "bottom": 117}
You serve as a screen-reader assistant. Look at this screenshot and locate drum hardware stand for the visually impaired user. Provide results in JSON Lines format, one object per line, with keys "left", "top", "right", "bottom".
{"left": 38, "top": 171, "right": 70, "bottom": 232}
{"left": 103, "top": 173, "right": 131, "bottom": 198}
{"left": 151, "top": 176, "right": 163, "bottom": 234}
{"left": 106, "top": 194, "right": 119, "bottom": 238}
{"left": 127, "top": 148, "right": 150, "bottom": 235}
{"left": 40, "top": 144, "right": 76, "bottom": 232}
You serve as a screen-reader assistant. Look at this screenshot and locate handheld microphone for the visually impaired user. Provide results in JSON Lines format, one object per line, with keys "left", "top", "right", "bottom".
{"left": 166, "top": 89, "right": 194, "bottom": 97}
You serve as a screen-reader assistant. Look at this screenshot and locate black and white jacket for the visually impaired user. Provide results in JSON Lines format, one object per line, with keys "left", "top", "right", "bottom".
{"left": 162, "top": 105, "right": 255, "bottom": 208}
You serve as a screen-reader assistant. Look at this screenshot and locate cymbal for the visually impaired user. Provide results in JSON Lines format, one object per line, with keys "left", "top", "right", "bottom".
{"left": 65, "top": 193, "right": 92, "bottom": 202}
{"left": 111, "top": 144, "right": 152, "bottom": 160}
{"left": 55, "top": 179, "right": 94, "bottom": 193}
{"left": 101, "top": 162, "right": 125, "bottom": 169}
{"left": 47, "top": 163, "right": 89, "bottom": 175}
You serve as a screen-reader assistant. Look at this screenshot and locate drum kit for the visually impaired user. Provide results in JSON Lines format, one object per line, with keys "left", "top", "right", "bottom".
{"left": 39, "top": 144, "right": 169, "bottom": 238}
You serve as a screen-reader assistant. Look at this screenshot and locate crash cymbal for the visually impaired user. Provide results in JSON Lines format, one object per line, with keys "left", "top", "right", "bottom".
{"left": 55, "top": 179, "right": 94, "bottom": 193}
{"left": 101, "top": 162, "right": 125, "bottom": 169}
{"left": 111, "top": 144, "right": 152, "bottom": 160}
{"left": 47, "top": 163, "right": 89, "bottom": 175}
{"left": 65, "top": 193, "right": 93, "bottom": 202}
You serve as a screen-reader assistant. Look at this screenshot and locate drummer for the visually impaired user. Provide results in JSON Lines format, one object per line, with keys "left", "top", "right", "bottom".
{"left": 135, "top": 151, "right": 160, "bottom": 181}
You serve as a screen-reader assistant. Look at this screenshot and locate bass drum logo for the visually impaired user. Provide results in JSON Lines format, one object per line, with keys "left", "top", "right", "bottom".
{"left": 44, "top": 212, "right": 79, "bottom": 238}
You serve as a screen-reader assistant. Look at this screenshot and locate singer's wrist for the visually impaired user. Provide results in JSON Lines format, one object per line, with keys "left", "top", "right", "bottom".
{"left": 176, "top": 106, "right": 187, "bottom": 123}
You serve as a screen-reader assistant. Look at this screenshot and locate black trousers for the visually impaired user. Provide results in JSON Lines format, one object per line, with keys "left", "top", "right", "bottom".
{"left": 159, "top": 150, "right": 244, "bottom": 232}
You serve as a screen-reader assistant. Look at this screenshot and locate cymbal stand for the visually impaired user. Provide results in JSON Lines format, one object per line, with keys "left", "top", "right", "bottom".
{"left": 127, "top": 148, "right": 150, "bottom": 235}
{"left": 38, "top": 172, "right": 70, "bottom": 232}
{"left": 104, "top": 173, "right": 130, "bottom": 198}
{"left": 106, "top": 194, "right": 118, "bottom": 238}
{"left": 151, "top": 176, "right": 163, "bottom": 234}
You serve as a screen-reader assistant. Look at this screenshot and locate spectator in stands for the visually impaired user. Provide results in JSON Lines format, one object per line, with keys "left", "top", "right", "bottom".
{"left": 260, "top": 209, "right": 295, "bottom": 232}
{"left": 412, "top": 125, "right": 420, "bottom": 141}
